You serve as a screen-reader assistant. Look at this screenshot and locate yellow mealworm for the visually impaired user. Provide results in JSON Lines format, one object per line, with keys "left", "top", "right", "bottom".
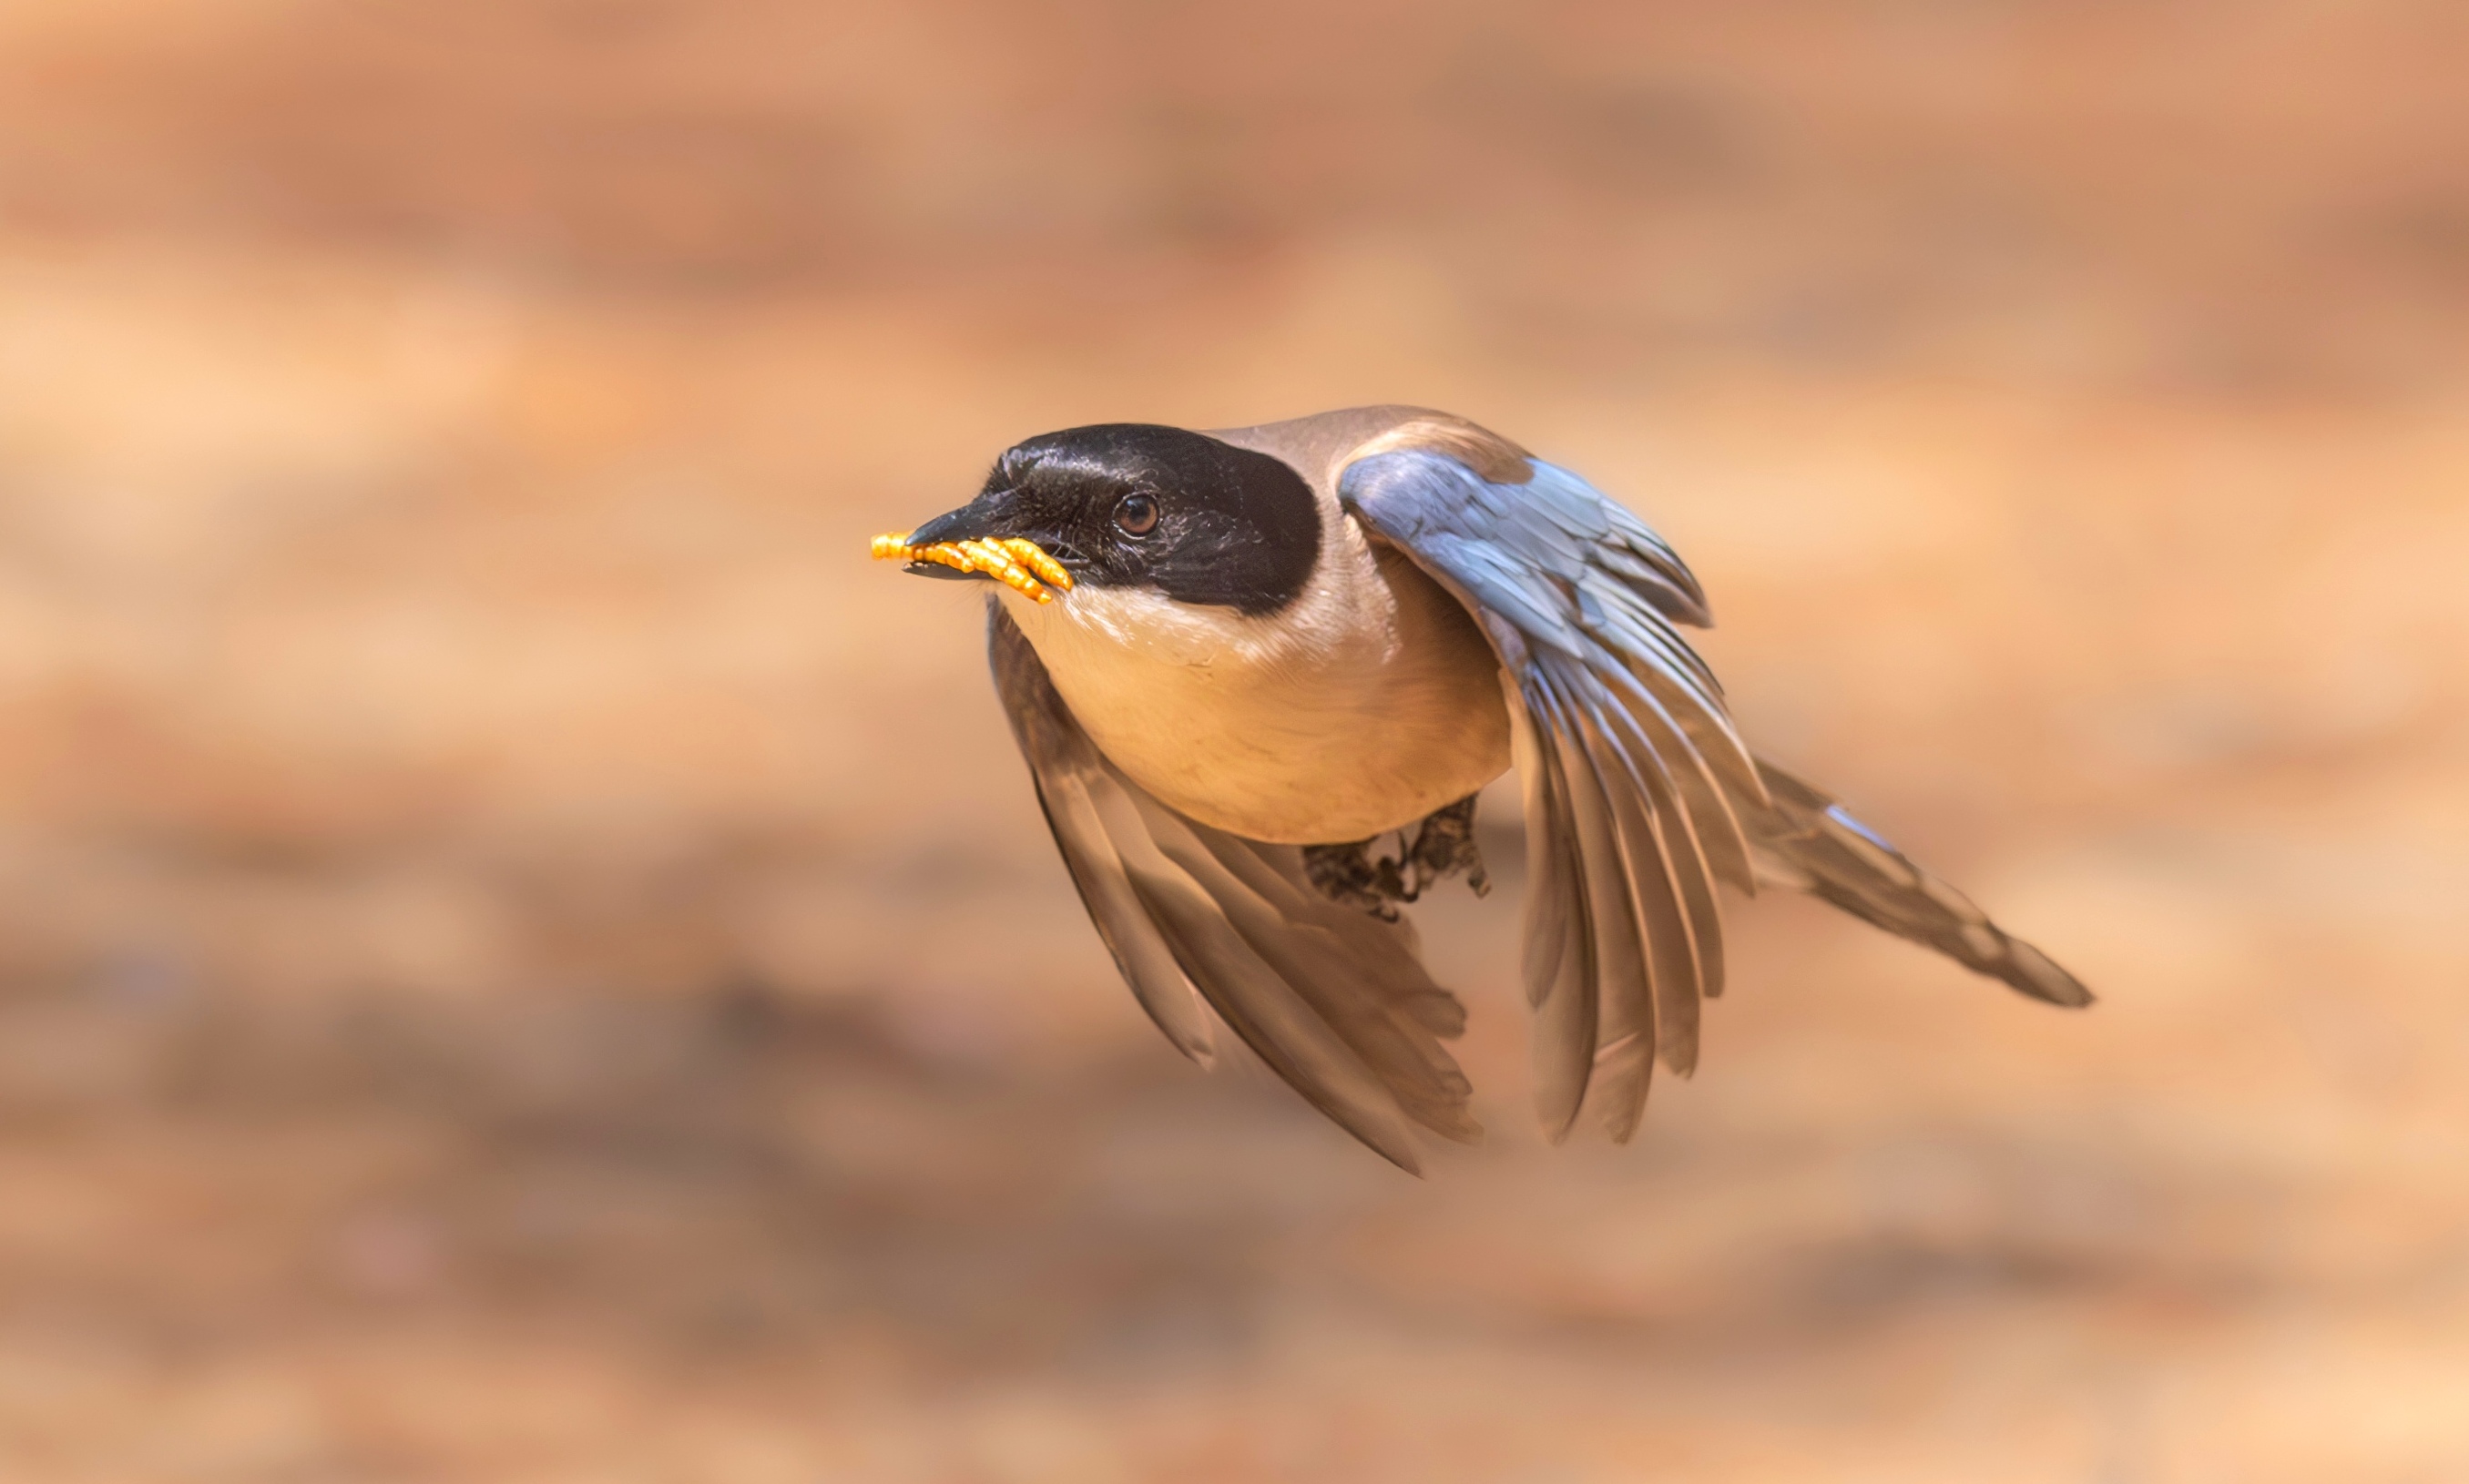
{"left": 957, "top": 540, "right": 1039, "bottom": 597}
{"left": 870, "top": 530, "right": 1066, "bottom": 603}
{"left": 996, "top": 538, "right": 1074, "bottom": 590}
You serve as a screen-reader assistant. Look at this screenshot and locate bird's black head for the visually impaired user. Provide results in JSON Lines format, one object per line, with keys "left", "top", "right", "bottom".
{"left": 899, "top": 424, "right": 1322, "bottom": 616}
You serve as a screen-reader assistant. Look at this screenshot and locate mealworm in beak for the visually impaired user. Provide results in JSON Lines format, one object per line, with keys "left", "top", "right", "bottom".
{"left": 869, "top": 531, "right": 1073, "bottom": 604}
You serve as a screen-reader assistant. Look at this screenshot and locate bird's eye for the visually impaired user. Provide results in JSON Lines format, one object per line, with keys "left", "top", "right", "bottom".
{"left": 1114, "top": 493, "right": 1159, "bottom": 536}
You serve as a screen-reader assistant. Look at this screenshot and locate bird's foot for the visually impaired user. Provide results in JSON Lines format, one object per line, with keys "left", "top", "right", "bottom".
{"left": 1301, "top": 794, "right": 1490, "bottom": 919}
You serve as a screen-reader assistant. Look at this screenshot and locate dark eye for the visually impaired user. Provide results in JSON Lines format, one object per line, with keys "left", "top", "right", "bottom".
{"left": 1114, "top": 493, "right": 1158, "bottom": 536}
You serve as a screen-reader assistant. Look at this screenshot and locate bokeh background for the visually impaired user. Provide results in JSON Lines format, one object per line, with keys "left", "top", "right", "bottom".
{"left": 3, "top": 2, "right": 2466, "bottom": 1479}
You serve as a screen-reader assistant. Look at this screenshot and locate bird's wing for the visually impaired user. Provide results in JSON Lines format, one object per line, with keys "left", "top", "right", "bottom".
{"left": 987, "top": 604, "right": 1478, "bottom": 1173}
{"left": 1331, "top": 434, "right": 1766, "bottom": 1144}
{"left": 1317, "top": 415, "right": 2089, "bottom": 1141}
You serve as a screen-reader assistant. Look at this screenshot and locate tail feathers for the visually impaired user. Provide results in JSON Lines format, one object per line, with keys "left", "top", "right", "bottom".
{"left": 1747, "top": 759, "right": 2093, "bottom": 1009}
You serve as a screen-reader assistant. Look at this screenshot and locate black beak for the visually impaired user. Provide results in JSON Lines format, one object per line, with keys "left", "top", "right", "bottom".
{"left": 898, "top": 489, "right": 1038, "bottom": 582}
{"left": 903, "top": 499, "right": 999, "bottom": 549}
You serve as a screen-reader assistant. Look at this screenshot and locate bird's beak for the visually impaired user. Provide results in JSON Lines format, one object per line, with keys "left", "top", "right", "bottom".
{"left": 883, "top": 495, "right": 1000, "bottom": 583}
{"left": 870, "top": 490, "right": 1075, "bottom": 603}
{"left": 902, "top": 497, "right": 1003, "bottom": 552}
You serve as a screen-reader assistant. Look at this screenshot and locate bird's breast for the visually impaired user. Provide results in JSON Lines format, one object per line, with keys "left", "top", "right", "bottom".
{"left": 1001, "top": 538, "right": 1512, "bottom": 844}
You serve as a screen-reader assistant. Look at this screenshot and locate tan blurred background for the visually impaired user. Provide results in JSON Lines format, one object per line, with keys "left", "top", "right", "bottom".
{"left": 2, "top": 2, "right": 2466, "bottom": 1479}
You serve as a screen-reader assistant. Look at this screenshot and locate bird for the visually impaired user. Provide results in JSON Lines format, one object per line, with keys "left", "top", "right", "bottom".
{"left": 873, "top": 405, "right": 2089, "bottom": 1173}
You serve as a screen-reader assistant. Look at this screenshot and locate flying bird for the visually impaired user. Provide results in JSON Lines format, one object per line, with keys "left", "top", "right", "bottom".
{"left": 874, "top": 406, "right": 2088, "bottom": 1172}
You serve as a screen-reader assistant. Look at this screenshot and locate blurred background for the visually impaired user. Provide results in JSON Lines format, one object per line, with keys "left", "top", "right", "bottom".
{"left": 2, "top": 1, "right": 2465, "bottom": 1479}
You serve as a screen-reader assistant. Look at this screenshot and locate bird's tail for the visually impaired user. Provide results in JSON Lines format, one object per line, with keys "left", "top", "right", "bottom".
{"left": 1745, "top": 758, "right": 2093, "bottom": 1008}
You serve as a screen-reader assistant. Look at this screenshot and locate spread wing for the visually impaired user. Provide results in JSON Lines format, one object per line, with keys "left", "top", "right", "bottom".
{"left": 987, "top": 604, "right": 1478, "bottom": 1173}
{"left": 1337, "top": 431, "right": 2091, "bottom": 1142}
{"left": 1341, "top": 446, "right": 1764, "bottom": 1143}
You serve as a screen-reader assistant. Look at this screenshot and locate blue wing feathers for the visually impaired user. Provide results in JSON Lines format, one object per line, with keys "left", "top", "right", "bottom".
{"left": 1344, "top": 448, "right": 1770, "bottom": 1134}
{"left": 1352, "top": 452, "right": 1758, "bottom": 1135}
{"left": 1552, "top": 664, "right": 1709, "bottom": 1081}
{"left": 1342, "top": 437, "right": 2089, "bottom": 1140}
